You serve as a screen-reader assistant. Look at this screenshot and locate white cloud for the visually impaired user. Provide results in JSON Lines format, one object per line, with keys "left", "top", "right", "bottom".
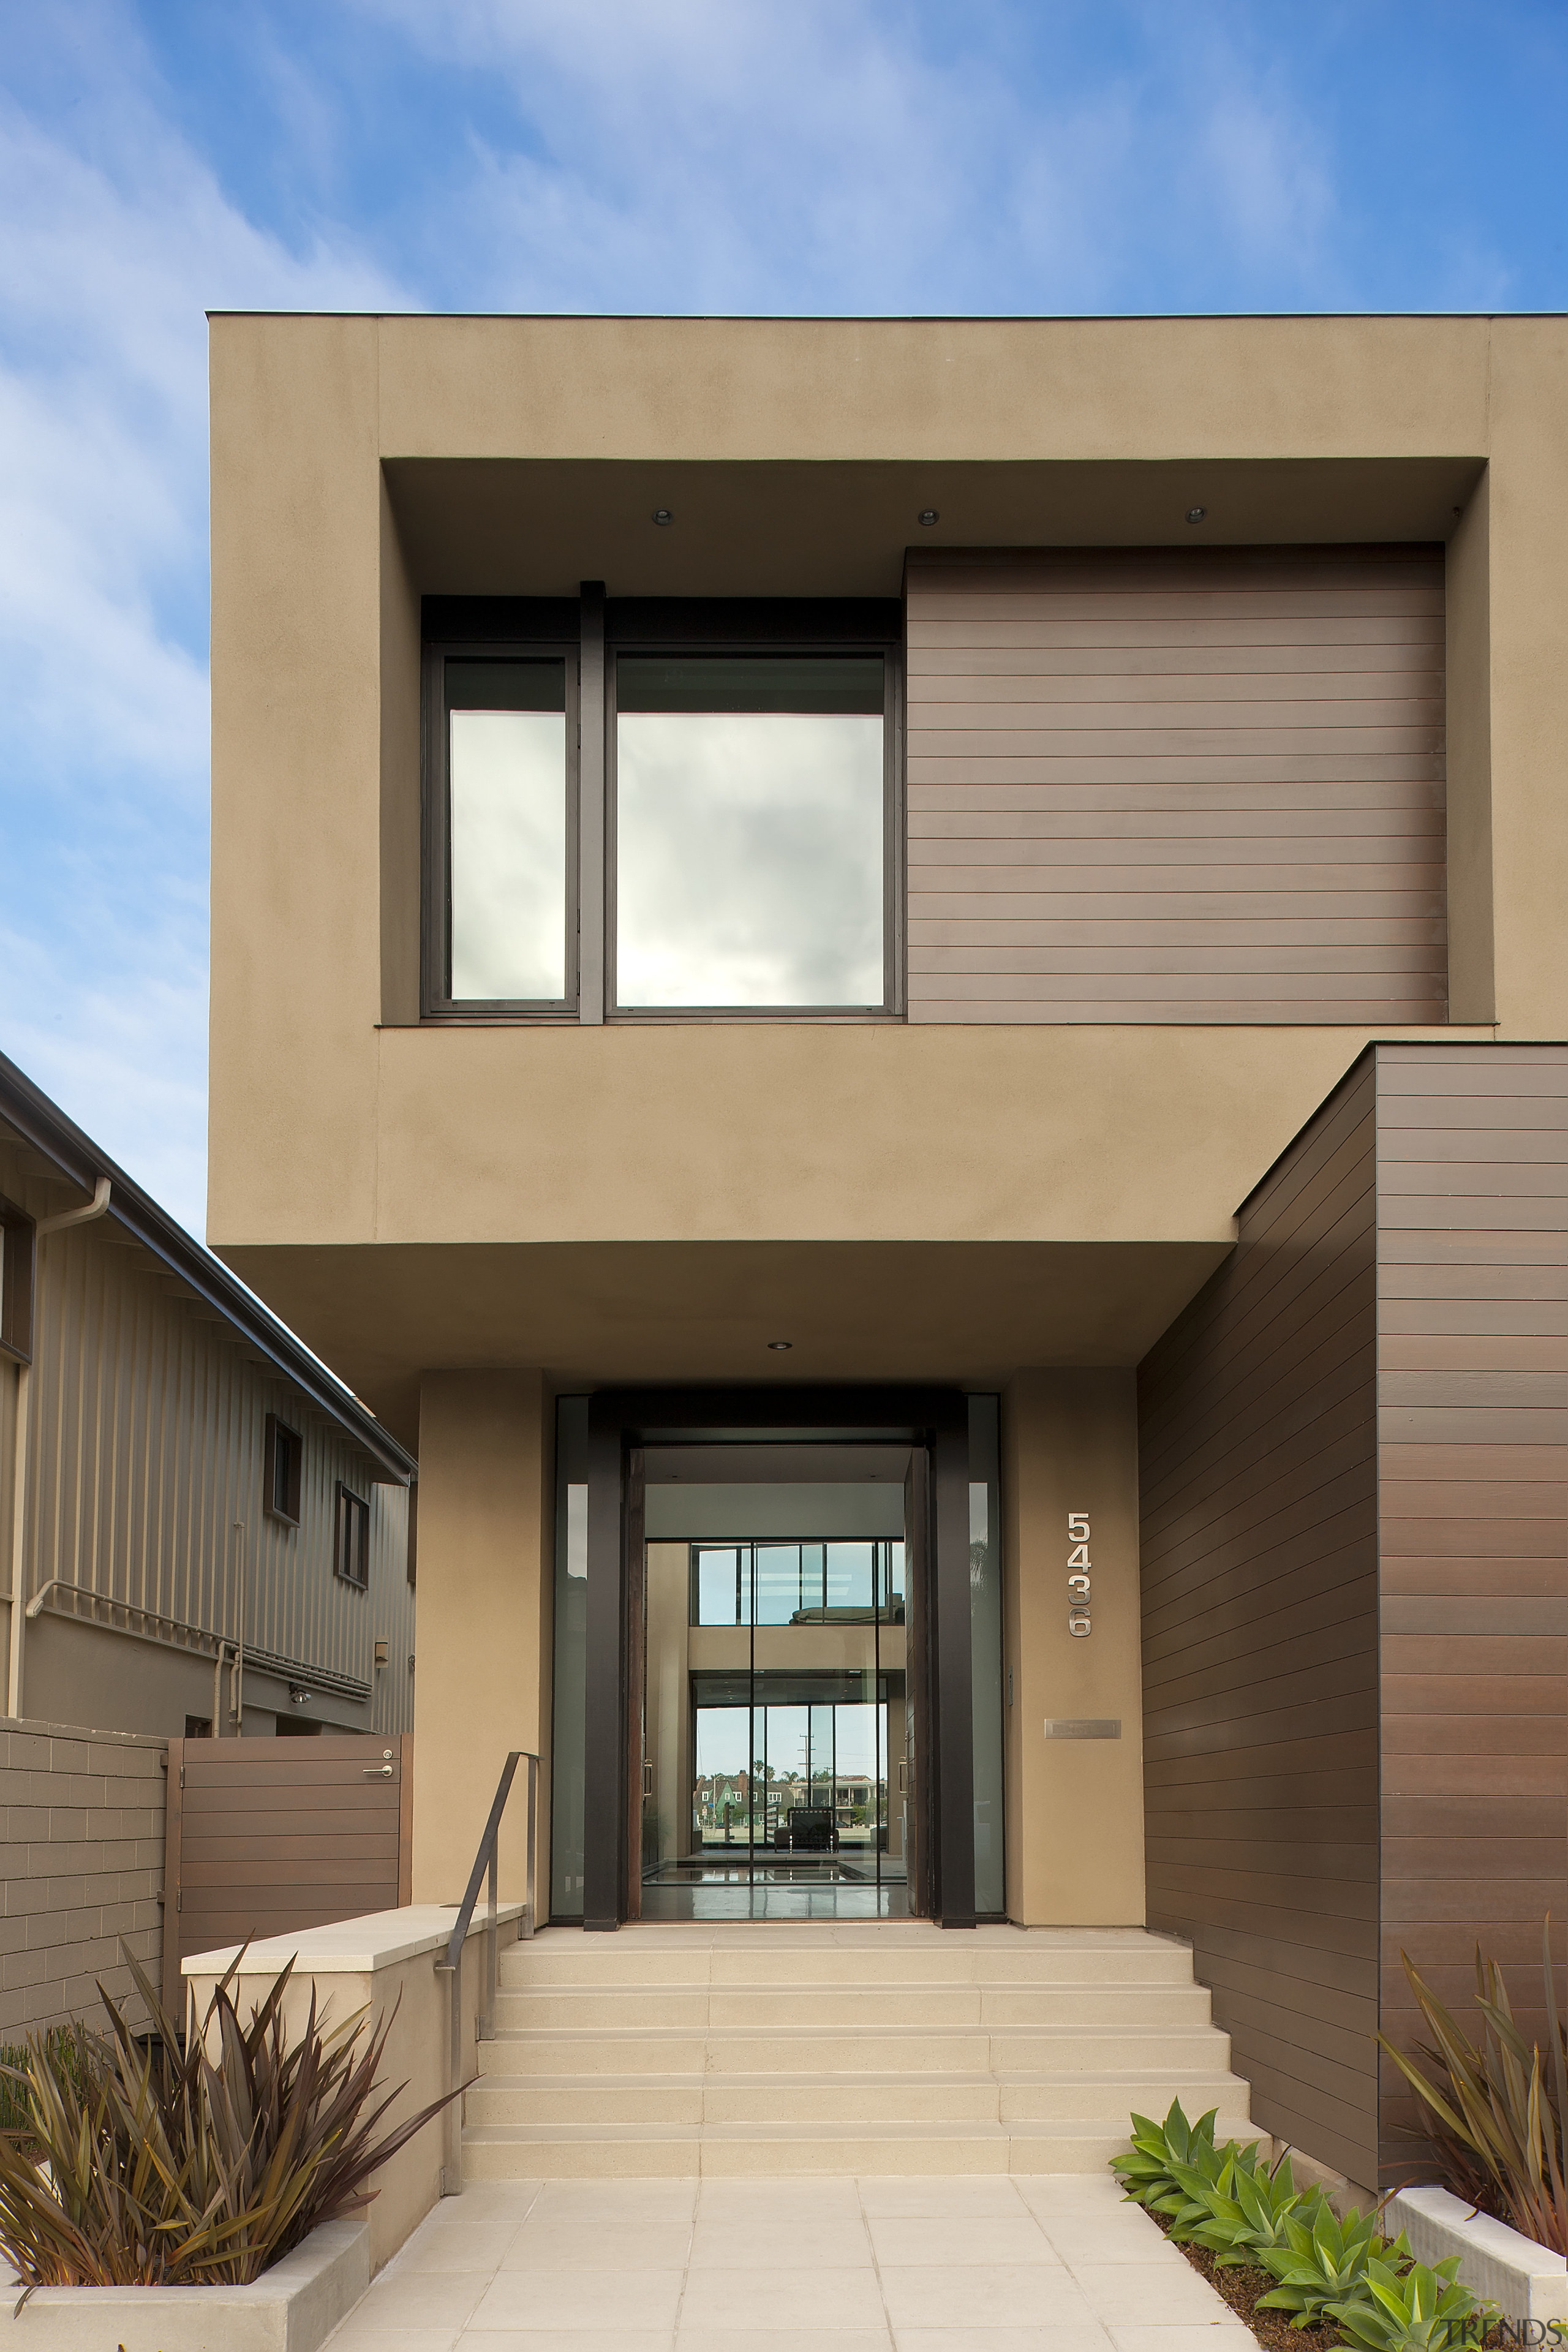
{"left": 0, "top": 26, "right": 410, "bottom": 1240}
{"left": 352, "top": 0, "right": 1341, "bottom": 314}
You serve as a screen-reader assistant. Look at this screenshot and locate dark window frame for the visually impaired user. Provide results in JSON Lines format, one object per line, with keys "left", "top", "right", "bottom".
{"left": 334, "top": 1482, "right": 371, "bottom": 1589}
{"left": 605, "top": 636, "right": 905, "bottom": 1022}
{"left": 419, "top": 598, "right": 905, "bottom": 1026}
{"left": 262, "top": 1413, "right": 303, "bottom": 1528}
{"left": 0, "top": 1197, "right": 36, "bottom": 1366}
{"left": 420, "top": 639, "right": 582, "bottom": 1020}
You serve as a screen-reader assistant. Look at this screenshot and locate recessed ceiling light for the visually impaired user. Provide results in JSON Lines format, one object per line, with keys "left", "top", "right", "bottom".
{"left": 918, "top": 508, "right": 940, "bottom": 527}
{"left": 1185, "top": 505, "right": 1207, "bottom": 524}
{"left": 652, "top": 508, "right": 674, "bottom": 526}
{"left": 767, "top": 1340, "right": 793, "bottom": 1351}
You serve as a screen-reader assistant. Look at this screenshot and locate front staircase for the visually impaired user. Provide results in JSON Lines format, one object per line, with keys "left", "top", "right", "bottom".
{"left": 462, "top": 1921, "right": 1253, "bottom": 2178}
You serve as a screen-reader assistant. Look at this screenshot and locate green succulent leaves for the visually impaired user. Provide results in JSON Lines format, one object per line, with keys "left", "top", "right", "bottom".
{"left": 1325, "top": 2256, "right": 1479, "bottom": 2352}
{"left": 1111, "top": 2100, "right": 1496, "bottom": 2348}
{"left": 1257, "top": 2198, "right": 1414, "bottom": 2328}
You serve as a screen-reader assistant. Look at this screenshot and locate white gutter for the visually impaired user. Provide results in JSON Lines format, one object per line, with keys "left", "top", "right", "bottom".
{"left": 7, "top": 1178, "right": 111, "bottom": 1719}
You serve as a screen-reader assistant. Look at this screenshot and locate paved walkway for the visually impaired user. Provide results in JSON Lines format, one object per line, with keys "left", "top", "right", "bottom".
{"left": 324, "top": 2170, "right": 1256, "bottom": 2351}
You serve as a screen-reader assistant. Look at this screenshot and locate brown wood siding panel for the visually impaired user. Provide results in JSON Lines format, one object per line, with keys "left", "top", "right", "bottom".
{"left": 904, "top": 546, "right": 1447, "bottom": 1024}
{"left": 164, "top": 1736, "right": 411, "bottom": 1989}
{"left": 1138, "top": 1057, "right": 1381, "bottom": 2186}
{"left": 1374, "top": 1044, "right": 1568, "bottom": 2180}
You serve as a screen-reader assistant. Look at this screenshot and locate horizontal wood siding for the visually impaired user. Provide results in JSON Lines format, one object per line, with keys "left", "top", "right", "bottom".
{"left": 905, "top": 547, "right": 1446, "bottom": 1023}
{"left": 1139, "top": 1057, "right": 1381, "bottom": 2187}
{"left": 1374, "top": 1044, "right": 1568, "bottom": 2182}
{"left": 161, "top": 1733, "right": 412, "bottom": 2010}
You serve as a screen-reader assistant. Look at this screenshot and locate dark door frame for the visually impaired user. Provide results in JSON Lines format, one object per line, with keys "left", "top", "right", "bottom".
{"left": 582, "top": 1385, "right": 975, "bottom": 1932}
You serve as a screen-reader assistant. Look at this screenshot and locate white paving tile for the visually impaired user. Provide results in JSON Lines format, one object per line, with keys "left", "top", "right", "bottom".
{"left": 1106, "top": 2330, "right": 1257, "bottom": 2352}
{"left": 678, "top": 2264, "right": 888, "bottom": 2330}
{"left": 879, "top": 2265, "right": 1100, "bottom": 2331}
{"left": 687, "top": 2217, "right": 874, "bottom": 2269}
{"left": 320, "top": 2173, "right": 1242, "bottom": 2351}
{"left": 893, "top": 2334, "right": 1114, "bottom": 2352}
{"left": 869, "top": 2217, "right": 1063, "bottom": 2269}
{"left": 858, "top": 2175, "right": 1030, "bottom": 2217}
{"left": 1068, "top": 2267, "right": 1237, "bottom": 2326}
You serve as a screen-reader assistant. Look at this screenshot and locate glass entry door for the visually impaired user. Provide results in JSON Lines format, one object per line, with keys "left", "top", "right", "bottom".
{"left": 639, "top": 1534, "right": 913, "bottom": 1920}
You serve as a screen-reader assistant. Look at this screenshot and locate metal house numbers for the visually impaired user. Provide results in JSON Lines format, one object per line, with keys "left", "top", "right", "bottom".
{"left": 1067, "top": 1512, "right": 1092, "bottom": 1637}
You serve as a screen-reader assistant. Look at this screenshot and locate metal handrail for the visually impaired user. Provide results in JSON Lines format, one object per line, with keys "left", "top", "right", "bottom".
{"left": 433, "top": 1749, "right": 539, "bottom": 2196}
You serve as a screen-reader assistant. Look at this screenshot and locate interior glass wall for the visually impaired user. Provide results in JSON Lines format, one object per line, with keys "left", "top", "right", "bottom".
{"left": 641, "top": 1520, "right": 911, "bottom": 1922}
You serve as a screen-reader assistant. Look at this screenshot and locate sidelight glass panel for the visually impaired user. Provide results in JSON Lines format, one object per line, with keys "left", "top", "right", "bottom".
{"left": 968, "top": 1395, "right": 1006, "bottom": 1917}
{"left": 447, "top": 660, "right": 568, "bottom": 1003}
{"left": 614, "top": 655, "right": 886, "bottom": 1009}
{"left": 549, "top": 1396, "right": 589, "bottom": 1920}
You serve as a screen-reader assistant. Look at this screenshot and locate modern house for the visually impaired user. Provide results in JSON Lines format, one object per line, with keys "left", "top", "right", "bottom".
{"left": 205, "top": 311, "right": 1567, "bottom": 2193}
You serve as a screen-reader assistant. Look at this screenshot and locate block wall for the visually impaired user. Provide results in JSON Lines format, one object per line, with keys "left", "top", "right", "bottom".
{"left": 0, "top": 1716, "right": 165, "bottom": 2039}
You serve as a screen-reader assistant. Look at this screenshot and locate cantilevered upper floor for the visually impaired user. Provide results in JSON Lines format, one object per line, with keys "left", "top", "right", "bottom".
{"left": 205, "top": 312, "right": 1568, "bottom": 1436}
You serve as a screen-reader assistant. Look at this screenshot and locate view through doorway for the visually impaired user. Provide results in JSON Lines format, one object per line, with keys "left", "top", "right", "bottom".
{"left": 635, "top": 1444, "right": 921, "bottom": 1921}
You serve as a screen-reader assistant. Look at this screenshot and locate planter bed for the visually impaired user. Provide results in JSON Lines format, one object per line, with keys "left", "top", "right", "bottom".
{"left": 0, "top": 2216, "right": 368, "bottom": 2352}
{"left": 1389, "top": 2186, "right": 1568, "bottom": 2328}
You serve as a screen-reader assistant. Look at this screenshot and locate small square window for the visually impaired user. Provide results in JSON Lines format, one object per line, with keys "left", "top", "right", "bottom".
{"left": 335, "top": 1484, "right": 371, "bottom": 1589}
{"left": 263, "top": 1414, "right": 302, "bottom": 1526}
{"left": 0, "top": 1197, "right": 35, "bottom": 1366}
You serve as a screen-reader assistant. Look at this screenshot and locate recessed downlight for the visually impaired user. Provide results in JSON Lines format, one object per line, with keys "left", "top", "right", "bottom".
{"left": 1185, "top": 505, "right": 1207, "bottom": 524}
{"left": 918, "top": 508, "right": 940, "bottom": 527}
{"left": 652, "top": 508, "right": 674, "bottom": 526}
{"left": 767, "top": 1340, "right": 793, "bottom": 1351}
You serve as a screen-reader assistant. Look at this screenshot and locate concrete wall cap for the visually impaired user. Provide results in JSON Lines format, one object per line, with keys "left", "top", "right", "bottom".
{"left": 1388, "top": 2185, "right": 1568, "bottom": 2323}
{"left": 181, "top": 1902, "right": 526, "bottom": 1977}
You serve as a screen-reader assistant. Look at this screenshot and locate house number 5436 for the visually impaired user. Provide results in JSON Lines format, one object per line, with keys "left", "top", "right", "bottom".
{"left": 1067, "top": 1512, "right": 1091, "bottom": 1637}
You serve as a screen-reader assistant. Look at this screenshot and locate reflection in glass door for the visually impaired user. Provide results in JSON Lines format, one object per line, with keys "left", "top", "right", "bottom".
{"left": 640, "top": 1537, "right": 911, "bottom": 1921}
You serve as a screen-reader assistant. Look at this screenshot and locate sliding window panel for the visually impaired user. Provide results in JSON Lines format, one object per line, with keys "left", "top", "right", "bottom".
{"left": 612, "top": 655, "right": 889, "bottom": 1011}
{"left": 435, "top": 655, "right": 575, "bottom": 1011}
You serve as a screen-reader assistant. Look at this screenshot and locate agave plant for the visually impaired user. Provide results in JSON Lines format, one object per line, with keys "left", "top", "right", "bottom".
{"left": 1379, "top": 1919, "right": 1568, "bottom": 2254}
{"left": 0, "top": 1941, "right": 453, "bottom": 2297}
{"left": 1257, "top": 2198, "right": 1412, "bottom": 2328}
{"left": 1165, "top": 2145, "right": 1320, "bottom": 2268}
{"left": 1325, "top": 2253, "right": 1492, "bottom": 2352}
{"left": 1112, "top": 2097, "right": 1228, "bottom": 2215}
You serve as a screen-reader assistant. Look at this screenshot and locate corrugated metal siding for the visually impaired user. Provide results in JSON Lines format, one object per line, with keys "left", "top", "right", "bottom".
{"left": 0, "top": 1139, "right": 413, "bottom": 1728}
{"left": 905, "top": 544, "right": 1447, "bottom": 1023}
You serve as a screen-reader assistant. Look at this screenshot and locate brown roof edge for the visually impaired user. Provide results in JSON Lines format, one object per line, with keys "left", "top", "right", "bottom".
{"left": 0, "top": 1046, "right": 415, "bottom": 1484}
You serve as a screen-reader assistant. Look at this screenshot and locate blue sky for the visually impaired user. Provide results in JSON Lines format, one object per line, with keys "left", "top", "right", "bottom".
{"left": 2, "top": 0, "right": 1567, "bottom": 1238}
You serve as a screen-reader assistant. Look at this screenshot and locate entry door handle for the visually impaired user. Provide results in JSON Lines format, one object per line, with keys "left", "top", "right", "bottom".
{"left": 897, "top": 1760, "right": 910, "bottom": 1796}
{"left": 642, "top": 1759, "right": 654, "bottom": 1798}
{"left": 363, "top": 1765, "right": 394, "bottom": 1778}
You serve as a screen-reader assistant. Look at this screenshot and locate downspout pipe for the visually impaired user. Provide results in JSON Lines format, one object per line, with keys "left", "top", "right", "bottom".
{"left": 6, "top": 1177, "right": 111, "bottom": 1721}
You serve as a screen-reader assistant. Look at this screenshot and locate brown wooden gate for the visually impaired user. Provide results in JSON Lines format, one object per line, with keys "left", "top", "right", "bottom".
{"left": 161, "top": 1735, "right": 413, "bottom": 2012}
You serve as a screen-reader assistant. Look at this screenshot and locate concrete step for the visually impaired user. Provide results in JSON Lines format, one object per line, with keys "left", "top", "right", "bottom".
{"left": 491, "top": 1983, "right": 1212, "bottom": 2032}
{"left": 498, "top": 1934, "right": 1195, "bottom": 1991}
{"left": 462, "top": 1924, "right": 1252, "bottom": 2179}
{"left": 461, "top": 2112, "right": 1257, "bottom": 2180}
{"left": 466, "top": 2066, "right": 1251, "bottom": 2128}
{"left": 478, "top": 2022, "right": 1234, "bottom": 2076}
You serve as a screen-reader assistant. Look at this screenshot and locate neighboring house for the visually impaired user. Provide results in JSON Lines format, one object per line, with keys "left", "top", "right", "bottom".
{"left": 204, "top": 312, "right": 1567, "bottom": 2192}
{"left": 0, "top": 1049, "right": 416, "bottom": 1742}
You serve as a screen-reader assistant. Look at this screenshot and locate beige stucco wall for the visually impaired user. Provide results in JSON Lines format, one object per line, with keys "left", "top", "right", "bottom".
{"left": 1003, "top": 1370, "right": 1144, "bottom": 1926}
{"left": 210, "top": 314, "right": 1568, "bottom": 1321}
{"left": 410, "top": 1373, "right": 551, "bottom": 1909}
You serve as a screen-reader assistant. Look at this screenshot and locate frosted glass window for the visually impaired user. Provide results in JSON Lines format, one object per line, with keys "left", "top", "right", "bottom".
{"left": 615, "top": 656, "right": 885, "bottom": 1009}
{"left": 447, "top": 660, "right": 567, "bottom": 1003}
